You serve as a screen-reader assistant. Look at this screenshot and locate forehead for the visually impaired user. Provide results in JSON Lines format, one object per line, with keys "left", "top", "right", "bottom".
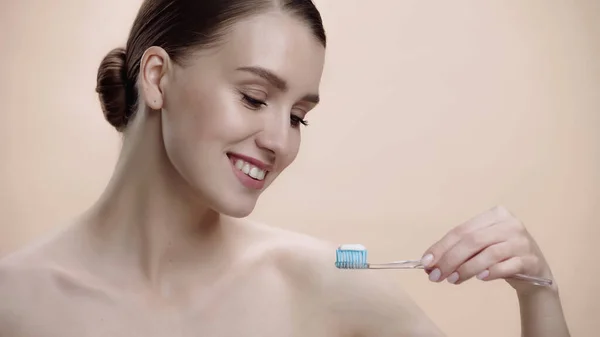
{"left": 193, "top": 11, "right": 326, "bottom": 92}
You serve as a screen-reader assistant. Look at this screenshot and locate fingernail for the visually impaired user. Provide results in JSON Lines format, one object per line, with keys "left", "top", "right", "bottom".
{"left": 421, "top": 254, "right": 434, "bottom": 267}
{"left": 429, "top": 268, "right": 441, "bottom": 282}
{"left": 447, "top": 272, "right": 459, "bottom": 284}
{"left": 477, "top": 270, "right": 490, "bottom": 280}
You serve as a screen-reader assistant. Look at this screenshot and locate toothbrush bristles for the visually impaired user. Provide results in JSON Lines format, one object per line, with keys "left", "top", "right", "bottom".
{"left": 335, "top": 245, "right": 368, "bottom": 269}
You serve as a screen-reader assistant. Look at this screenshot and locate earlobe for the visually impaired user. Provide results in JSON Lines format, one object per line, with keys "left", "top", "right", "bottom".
{"left": 139, "top": 46, "right": 170, "bottom": 110}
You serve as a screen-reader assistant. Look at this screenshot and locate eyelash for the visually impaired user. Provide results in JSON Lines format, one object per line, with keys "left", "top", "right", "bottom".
{"left": 290, "top": 115, "right": 309, "bottom": 127}
{"left": 240, "top": 93, "right": 309, "bottom": 128}
{"left": 241, "top": 93, "right": 267, "bottom": 110}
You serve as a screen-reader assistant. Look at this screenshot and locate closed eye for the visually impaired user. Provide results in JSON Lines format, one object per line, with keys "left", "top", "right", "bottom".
{"left": 241, "top": 93, "right": 267, "bottom": 110}
{"left": 240, "top": 91, "right": 308, "bottom": 128}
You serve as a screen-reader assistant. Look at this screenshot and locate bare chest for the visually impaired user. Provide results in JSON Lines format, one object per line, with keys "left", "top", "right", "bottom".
{"left": 8, "top": 269, "right": 338, "bottom": 337}
{"left": 18, "top": 296, "right": 335, "bottom": 337}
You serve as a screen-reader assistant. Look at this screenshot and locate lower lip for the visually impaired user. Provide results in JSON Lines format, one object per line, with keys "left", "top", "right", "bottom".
{"left": 228, "top": 156, "right": 266, "bottom": 190}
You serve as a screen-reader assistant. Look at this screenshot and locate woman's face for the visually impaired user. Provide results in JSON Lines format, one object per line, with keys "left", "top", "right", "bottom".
{"left": 148, "top": 12, "right": 325, "bottom": 217}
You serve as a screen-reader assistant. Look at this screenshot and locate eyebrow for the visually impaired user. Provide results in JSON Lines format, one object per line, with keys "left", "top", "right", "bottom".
{"left": 236, "top": 66, "right": 320, "bottom": 104}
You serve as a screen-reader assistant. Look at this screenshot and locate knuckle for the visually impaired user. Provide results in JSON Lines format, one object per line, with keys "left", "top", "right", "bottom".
{"left": 515, "top": 257, "right": 526, "bottom": 273}
{"left": 515, "top": 236, "right": 531, "bottom": 252}
{"left": 503, "top": 220, "right": 523, "bottom": 237}
{"left": 427, "top": 239, "right": 446, "bottom": 255}
{"left": 501, "top": 218, "right": 525, "bottom": 236}
{"left": 464, "top": 232, "right": 483, "bottom": 248}
{"left": 528, "top": 255, "right": 540, "bottom": 269}
{"left": 444, "top": 232, "right": 461, "bottom": 246}
{"left": 489, "top": 244, "right": 507, "bottom": 261}
{"left": 434, "top": 256, "right": 451, "bottom": 272}
{"left": 491, "top": 263, "right": 505, "bottom": 276}
{"left": 510, "top": 218, "right": 525, "bottom": 231}
{"left": 437, "top": 234, "right": 459, "bottom": 253}
{"left": 452, "top": 225, "right": 469, "bottom": 238}
{"left": 506, "top": 221, "right": 520, "bottom": 233}
{"left": 456, "top": 264, "right": 476, "bottom": 279}
{"left": 437, "top": 255, "right": 460, "bottom": 274}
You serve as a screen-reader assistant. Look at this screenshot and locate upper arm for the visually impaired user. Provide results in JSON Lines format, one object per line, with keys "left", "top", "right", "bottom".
{"left": 331, "top": 271, "right": 446, "bottom": 337}
{"left": 0, "top": 263, "right": 24, "bottom": 335}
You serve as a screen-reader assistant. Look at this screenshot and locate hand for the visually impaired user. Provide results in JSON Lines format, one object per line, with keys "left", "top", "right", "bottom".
{"left": 420, "top": 206, "right": 554, "bottom": 295}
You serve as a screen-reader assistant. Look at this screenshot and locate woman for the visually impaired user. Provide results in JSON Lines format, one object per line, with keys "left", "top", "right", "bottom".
{"left": 0, "top": 0, "right": 570, "bottom": 336}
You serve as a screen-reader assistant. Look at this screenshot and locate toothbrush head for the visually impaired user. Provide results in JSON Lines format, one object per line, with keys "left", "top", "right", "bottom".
{"left": 335, "top": 244, "right": 368, "bottom": 269}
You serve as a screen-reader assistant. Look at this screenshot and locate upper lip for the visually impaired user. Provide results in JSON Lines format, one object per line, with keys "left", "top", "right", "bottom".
{"left": 227, "top": 152, "right": 274, "bottom": 171}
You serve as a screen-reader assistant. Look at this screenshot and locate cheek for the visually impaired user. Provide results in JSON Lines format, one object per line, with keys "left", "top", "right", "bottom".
{"left": 160, "top": 87, "right": 230, "bottom": 178}
{"left": 164, "top": 84, "right": 247, "bottom": 144}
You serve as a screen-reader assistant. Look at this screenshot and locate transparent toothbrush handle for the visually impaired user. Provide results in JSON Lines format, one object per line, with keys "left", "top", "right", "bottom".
{"left": 366, "top": 261, "right": 553, "bottom": 286}
{"left": 510, "top": 273, "right": 553, "bottom": 287}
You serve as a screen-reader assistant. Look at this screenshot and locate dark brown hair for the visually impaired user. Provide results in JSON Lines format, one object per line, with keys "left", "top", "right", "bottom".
{"left": 95, "top": 0, "right": 326, "bottom": 132}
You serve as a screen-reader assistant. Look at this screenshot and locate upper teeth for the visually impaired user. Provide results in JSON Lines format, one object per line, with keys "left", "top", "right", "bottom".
{"left": 235, "top": 159, "right": 267, "bottom": 180}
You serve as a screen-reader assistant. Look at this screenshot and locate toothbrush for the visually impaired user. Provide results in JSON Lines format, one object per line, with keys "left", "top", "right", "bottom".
{"left": 335, "top": 244, "right": 553, "bottom": 287}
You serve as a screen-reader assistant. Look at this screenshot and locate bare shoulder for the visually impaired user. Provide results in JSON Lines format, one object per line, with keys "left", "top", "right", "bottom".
{"left": 238, "top": 220, "right": 338, "bottom": 288}
{"left": 243, "top": 221, "right": 445, "bottom": 337}
{"left": 0, "top": 229, "right": 109, "bottom": 334}
{"left": 0, "top": 243, "right": 54, "bottom": 333}
{"left": 0, "top": 237, "right": 58, "bottom": 295}
{"left": 0, "top": 229, "right": 73, "bottom": 288}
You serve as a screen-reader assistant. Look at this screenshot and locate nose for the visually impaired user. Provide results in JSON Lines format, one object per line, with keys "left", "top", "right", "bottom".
{"left": 255, "top": 113, "right": 289, "bottom": 159}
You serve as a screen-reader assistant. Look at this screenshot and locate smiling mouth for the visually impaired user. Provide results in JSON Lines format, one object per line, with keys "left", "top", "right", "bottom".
{"left": 228, "top": 155, "right": 268, "bottom": 181}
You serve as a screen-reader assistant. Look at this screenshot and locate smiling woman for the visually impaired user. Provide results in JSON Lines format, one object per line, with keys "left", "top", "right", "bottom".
{"left": 93, "top": 0, "right": 327, "bottom": 219}
{"left": 0, "top": 0, "right": 571, "bottom": 336}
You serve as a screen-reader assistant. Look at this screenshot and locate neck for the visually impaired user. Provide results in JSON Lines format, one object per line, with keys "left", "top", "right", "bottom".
{"left": 80, "top": 113, "right": 231, "bottom": 288}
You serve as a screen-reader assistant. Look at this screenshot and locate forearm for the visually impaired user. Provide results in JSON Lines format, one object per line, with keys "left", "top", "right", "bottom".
{"left": 517, "top": 284, "right": 570, "bottom": 337}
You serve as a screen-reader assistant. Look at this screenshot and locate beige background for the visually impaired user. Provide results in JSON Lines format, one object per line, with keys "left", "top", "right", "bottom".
{"left": 1, "top": 0, "right": 598, "bottom": 336}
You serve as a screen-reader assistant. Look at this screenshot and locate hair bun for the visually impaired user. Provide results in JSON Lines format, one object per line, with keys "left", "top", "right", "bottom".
{"left": 96, "top": 47, "right": 129, "bottom": 131}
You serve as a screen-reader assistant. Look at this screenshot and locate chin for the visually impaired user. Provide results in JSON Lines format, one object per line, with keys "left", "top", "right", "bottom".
{"left": 214, "top": 200, "right": 257, "bottom": 218}
{"left": 206, "top": 191, "right": 259, "bottom": 218}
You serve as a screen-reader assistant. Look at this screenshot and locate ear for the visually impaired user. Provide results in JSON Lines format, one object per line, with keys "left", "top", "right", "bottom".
{"left": 139, "top": 46, "right": 170, "bottom": 110}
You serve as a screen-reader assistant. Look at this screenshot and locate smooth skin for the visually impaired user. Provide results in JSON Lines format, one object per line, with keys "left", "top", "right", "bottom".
{"left": 0, "top": 10, "right": 569, "bottom": 337}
